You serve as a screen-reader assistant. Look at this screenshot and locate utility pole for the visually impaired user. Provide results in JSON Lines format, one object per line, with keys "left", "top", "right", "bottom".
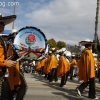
{"left": 94, "top": 0, "right": 100, "bottom": 52}
{"left": 12, "top": 0, "right": 16, "bottom": 29}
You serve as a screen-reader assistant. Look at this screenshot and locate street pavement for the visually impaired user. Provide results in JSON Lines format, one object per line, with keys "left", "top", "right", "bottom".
{"left": 24, "top": 73, "right": 100, "bottom": 100}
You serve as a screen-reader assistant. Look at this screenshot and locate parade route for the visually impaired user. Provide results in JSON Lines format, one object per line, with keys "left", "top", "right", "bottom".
{"left": 24, "top": 73, "right": 100, "bottom": 100}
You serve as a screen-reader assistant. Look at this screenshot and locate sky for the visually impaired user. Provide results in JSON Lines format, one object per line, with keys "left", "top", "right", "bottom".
{"left": 0, "top": 0, "right": 100, "bottom": 45}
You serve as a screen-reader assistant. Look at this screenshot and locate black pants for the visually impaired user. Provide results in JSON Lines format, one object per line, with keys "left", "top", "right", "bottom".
{"left": 47, "top": 73, "right": 51, "bottom": 80}
{"left": 77, "top": 77, "right": 96, "bottom": 99}
{"left": 15, "top": 72, "right": 28, "bottom": 100}
{"left": 0, "top": 72, "right": 13, "bottom": 100}
{"left": 49, "top": 68, "right": 58, "bottom": 82}
{"left": 70, "top": 66, "right": 74, "bottom": 80}
{"left": 40, "top": 66, "right": 44, "bottom": 75}
{"left": 41, "top": 66, "right": 44, "bottom": 75}
{"left": 60, "top": 71, "right": 69, "bottom": 87}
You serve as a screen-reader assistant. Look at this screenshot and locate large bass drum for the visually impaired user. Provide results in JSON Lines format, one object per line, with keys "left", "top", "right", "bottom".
{"left": 13, "top": 26, "right": 48, "bottom": 60}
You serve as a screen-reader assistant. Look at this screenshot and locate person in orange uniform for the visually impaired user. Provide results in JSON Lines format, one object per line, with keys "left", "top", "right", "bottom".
{"left": 35, "top": 60, "right": 41, "bottom": 73}
{"left": 0, "top": 14, "right": 17, "bottom": 100}
{"left": 57, "top": 49, "right": 70, "bottom": 87}
{"left": 76, "top": 39, "right": 99, "bottom": 99}
{"left": 43, "top": 51, "right": 52, "bottom": 80}
{"left": 40, "top": 58, "right": 46, "bottom": 75}
{"left": 70, "top": 55, "right": 77, "bottom": 80}
{"left": 7, "top": 30, "right": 27, "bottom": 100}
{"left": 48, "top": 48, "right": 58, "bottom": 82}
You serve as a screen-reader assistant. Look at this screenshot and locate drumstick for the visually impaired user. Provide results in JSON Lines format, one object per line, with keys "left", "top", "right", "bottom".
{"left": 16, "top": 50, "right": 32, "bottom": 62}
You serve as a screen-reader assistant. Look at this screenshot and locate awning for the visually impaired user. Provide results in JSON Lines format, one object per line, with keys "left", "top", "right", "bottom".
{"left": 3, "top": 30, "right": 11, "bottom": 34}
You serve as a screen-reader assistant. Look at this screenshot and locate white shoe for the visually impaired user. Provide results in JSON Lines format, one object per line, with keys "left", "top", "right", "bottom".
{"left": 74, "top": 78, "right": 77, "bottom": 80}
{"left": 94, "top": 97, "right": 99, "bottom": 99}
{"left": 62, "top": 85, "right": 66, "bottom": 87}
{"left": 76, "top": 88, "right": 81, "bottom": 96}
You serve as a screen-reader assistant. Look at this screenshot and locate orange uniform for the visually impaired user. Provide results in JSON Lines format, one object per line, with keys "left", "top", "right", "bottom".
{"left": 78, "top": 48, "right": 96, "bottom": 82}
{"left": 46, "top": 54, "right": 58, "bottom": 74}
{"left": 40, "top": 58, "right": 46, "bottom": 67}
{"left": 70, "top": 58, "right": 77, "bottom": 67}
{"left": 0, "top": 43, "right": 7, "bottom": 71}
{"left": 35, "top": 61, "right": 41, "bottom": 71}
{"left": 43, "top": 55, "right": 52, "bottom": 74}
{"left": 7, "top": 45, "right": 20, "bottom": 90}
{"left": 57, "top": 56, "right": 70, "bottom": 76}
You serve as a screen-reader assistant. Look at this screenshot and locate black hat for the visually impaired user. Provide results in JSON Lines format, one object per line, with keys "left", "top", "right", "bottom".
{"left": 0, "top": 13, "right": 16, "bottom": 25}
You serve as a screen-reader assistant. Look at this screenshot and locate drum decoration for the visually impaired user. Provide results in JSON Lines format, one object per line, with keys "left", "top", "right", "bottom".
{"left": 37, "top": 43, "right": 49, "bottom": 60}
{"left": 13, "top": 26, "right": 47, "bottom": 60}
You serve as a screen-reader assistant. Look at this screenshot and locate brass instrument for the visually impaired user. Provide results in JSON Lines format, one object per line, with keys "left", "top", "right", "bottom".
{"left": 1, "top": 32, "right": 19, "bottom": 61}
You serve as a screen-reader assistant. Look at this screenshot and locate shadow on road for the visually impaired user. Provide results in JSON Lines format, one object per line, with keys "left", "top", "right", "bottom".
{"left": 28, "top": 73, "right": 96, "bottom": 100}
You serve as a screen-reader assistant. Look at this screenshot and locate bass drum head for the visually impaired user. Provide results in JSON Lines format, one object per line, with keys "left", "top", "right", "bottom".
{"left": 13, "top": 26, "right": 47, "bottom": 60}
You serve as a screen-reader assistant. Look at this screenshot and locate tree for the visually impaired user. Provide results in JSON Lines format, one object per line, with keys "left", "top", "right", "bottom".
{"left": 68, "top": 45, "right": 80, "bottom": 53}
{"left": 47, "top": 39, "right": 67, "bottom": 50}
{"left": 57, "top": 41, "right": 66, "bottom": 49}
{"left": 48, "top": 38, "right": 57, "bottom": 48}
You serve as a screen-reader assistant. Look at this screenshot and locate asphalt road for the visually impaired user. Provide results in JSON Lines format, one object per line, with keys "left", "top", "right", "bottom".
{"left": 24, "top": 73, "right": 100, "bottom": 100}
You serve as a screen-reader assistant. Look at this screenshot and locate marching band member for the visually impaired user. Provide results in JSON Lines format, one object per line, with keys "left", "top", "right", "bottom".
{"left": 43, "top": 51, "right": 52, "bottom": 80}
{"left": 69, "top": 54, "right": 77, "bottom": 80}
{"left": 39, "top": 58, "right": 46, "bottom": 75}
{"left": 0, "top": 14, "right": 16, "bottom": 100}
{"left": 76, "top": 39, "right": 99, "bottom": 99}
{"left": 48, "top": 48, "right": 58, "bottom": 82}
{"left": 57, "top": 49, "right": 70, "bottom": 87}
{"left": 35, "top": 60, "right": 41, "bottom": 74}
{"left": 7, "top": 29, "right": 27, "bottom": 100}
